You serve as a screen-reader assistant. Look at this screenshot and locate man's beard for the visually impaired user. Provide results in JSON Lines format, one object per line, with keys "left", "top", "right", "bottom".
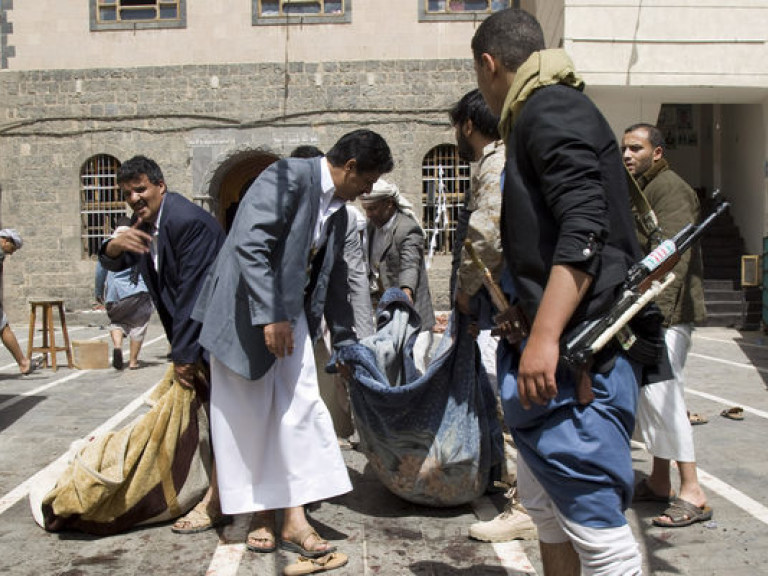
{"left": 456, "top": 132, "right": 476, "bottom": 163}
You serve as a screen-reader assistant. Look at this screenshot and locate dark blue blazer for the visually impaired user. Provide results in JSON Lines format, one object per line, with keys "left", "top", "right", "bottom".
{"left": 99, "top": 192, "right": 225, "bottom": 365}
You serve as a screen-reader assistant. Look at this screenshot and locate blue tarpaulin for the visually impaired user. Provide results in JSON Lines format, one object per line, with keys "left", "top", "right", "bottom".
{"left": 334, "top": 288, "right": 504, "bottom": 507}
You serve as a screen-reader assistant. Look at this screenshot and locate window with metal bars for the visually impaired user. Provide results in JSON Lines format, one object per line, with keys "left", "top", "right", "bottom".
{"left": 422, "top": 144, "right": 471, "bottom": 255}
{"left": 80, "top": 154, "right": 127, "bottom": 259}
{"left": 253, "top": 0, "right": 350, "bottom": 25}
{"left": 91, "top": 0, "right": 186, "bottom": 30}
{"left": 420, "top": 0, "right": 517, "bottom": 21}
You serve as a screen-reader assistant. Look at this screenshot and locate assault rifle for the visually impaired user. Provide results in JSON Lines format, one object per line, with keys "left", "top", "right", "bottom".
{"left": 561, "top": 191, "right": 730, "bottom": 367}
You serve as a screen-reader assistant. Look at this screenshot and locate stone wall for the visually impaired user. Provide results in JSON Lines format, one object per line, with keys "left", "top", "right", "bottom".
{"left": 0, "top": 59, "right": 474, "bottom": 321}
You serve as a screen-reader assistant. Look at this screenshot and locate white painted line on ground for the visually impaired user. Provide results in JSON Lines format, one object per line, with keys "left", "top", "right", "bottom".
{"left": 206, "top": 514, "right": 251, "bottom": 576}
{"left": 0, "top": 335, "right": 166, "bottom": 411}
{"left": 686, "top": 388, "right": 768, "bottom": 420}
{"left": 0, "top": 371, "right": 84, "bottom": 412}
{"left": 698, "top": 467, "right": 768, "bottom": 526}
{"left": 694, "top": 334, "right": 768, "bottom": 350}
{"left": 0, "top": 380, "right": 159, "bottom": 516}
{"left": 688, "top": 352, "right": 768, "bottom": 376}
{"left": 471, "top": 496, "right": 538, "bottom": 575}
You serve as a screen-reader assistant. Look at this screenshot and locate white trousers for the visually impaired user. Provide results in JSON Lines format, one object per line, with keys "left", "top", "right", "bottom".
{"left": 517, "top": 457, "right": 643, "bottom": 576}
{"left": 210, "top": 313, "right": 352, "bottom": 514}
{"left": 636, "top": 324, "right": 695, "bottom": 462}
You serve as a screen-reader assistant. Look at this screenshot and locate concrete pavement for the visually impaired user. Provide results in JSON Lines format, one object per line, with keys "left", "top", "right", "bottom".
{"left": 1, "top": 320, "right": 767, "bottom": 575}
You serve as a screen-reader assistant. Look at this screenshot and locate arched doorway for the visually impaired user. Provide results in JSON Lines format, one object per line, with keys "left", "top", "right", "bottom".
{"left": 208, "top": 150, "right": 280, "bottom": 232}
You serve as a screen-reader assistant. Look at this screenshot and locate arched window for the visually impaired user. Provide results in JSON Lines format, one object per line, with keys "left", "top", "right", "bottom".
{"left": 80, "top": 154, "right": 126, "bottom": 258}
{"left": 421, "top": 144, "right": 471, "bottom": 258}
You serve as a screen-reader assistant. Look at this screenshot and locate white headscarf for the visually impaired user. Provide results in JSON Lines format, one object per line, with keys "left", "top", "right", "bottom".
{"left": 360, "top": 179, "right": 422, "bottom": 231}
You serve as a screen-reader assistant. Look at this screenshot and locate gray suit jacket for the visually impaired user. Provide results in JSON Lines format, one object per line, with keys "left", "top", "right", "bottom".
{"left": 193, "top": 157, "right": 356, "bottom": 380}
{"left": 343, "top": 205, "right": 374, "bottom": 339}
{"left": 367, "top": 212, "right": 435, "bottom": 331}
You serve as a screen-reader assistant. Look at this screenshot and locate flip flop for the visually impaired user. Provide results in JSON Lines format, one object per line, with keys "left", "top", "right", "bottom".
{"left": 280, "top": 526, "right": 337, "bottom": 559}
{"left": 283, "top": 552, "right": 349, "bottom": 576}
{"left": 633, "top": 479, "right": 674, "bottom": 503}
{"left": 653, "top": 497, "right": 713, "bottom": 528}
{"left": 22, "top": 356, "right": 44, "bottom": 375}
{"left": 688, "top": 412, "right": 708, "bottom": 425}
{"left": 171, "top": 506, "right": 231, "bottom": 534}
{"left": 721, "top": 407, "right": 744, "bottom": 420}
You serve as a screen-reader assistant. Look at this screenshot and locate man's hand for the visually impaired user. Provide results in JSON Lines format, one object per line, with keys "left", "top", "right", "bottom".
{"left": 104, "top": 219, "right": 152, "bottom": 258}
{"left": 402, "top": 287, "right": 414, "bottom": 303}
{"left": 174, "top": 362, "right": 198, "bottom": 390}
{"left": 336, "top": 361, "right": 353, "bottom": 382}
{"left": 517, "top": 264, "right": 593, "bottom": 410}
{"left": 517, "top": 332, "right": 560, "bottom": 409}
{"left": 264, "top": 321, "right": 294, "bottom": 358}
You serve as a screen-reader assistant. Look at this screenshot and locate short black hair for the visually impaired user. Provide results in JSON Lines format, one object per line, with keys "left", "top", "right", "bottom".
{"left": 471, "top": 8, "right": 545, "bottom": 72}
{"left": 117, "top": 155, "right": 165, "bottom": 186}
{"left": 325, "top": 129, "right": 394, "bottom": 174}
{"left": 449, "top": 89, "right": 500, "bottom": 140}
{"left": 624, "top": 123, "right": 666, "bottom": 152}
{"left": 290, "top": 145, "right": 324, "bottom": 158}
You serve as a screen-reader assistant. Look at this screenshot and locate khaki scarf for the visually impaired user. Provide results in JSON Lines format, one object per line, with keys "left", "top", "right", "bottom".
{"left": 498, "top": 49, "right": 585, "bottom": 141}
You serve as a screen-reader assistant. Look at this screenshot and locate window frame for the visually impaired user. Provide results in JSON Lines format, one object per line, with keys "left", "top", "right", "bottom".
{"left": 421, "top": 144, "right": 471, "bottom": 256}
{"left": 419, "top": 0, "right": 518, "bottom": 23}
{"left": 90, "top": 0, "right": 187, "bottom": 32}
{"left": 80, "top": 154, "right": 128, "bottom": 259}
{"left": 253, "top": 0, "right": 351, "bottom": 26}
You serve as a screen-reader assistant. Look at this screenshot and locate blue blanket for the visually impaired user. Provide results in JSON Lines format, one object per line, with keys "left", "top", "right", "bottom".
{"left": 334, "top": 288, "right": 504, "bottom": 507}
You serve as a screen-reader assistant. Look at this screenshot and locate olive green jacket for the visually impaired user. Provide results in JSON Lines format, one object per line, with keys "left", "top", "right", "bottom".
{"left": 635, "top": 159, "right": 707, "bottom": 327}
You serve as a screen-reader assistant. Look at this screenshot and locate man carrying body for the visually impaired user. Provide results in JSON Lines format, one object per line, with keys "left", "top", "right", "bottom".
{"left": 290, "top": 144, "right": 374, "bottom": 447}
{"left": 362, "top": 179, "right": 436, "bottom": 369}
{"left": 448, "top": 89, "right": 536, "bottom": 544}
{"left": 193, "top": 130, "right": 393, "bottom": 557}
{"left": 472, "top": 8, "right": 653, "bottom": 574}
{"left": 622, "top": 123, "right": 711, "bottom": 528}
{"left": 98, "top": 156, "right": 226, "bottom": 534}
{"left": 0, "top": 229, "right": 38, "bottom": 375}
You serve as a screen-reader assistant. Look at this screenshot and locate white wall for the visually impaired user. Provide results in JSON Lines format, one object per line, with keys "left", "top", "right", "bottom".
{"left": 720, "top": 104, "right": 765, "bottom": 254}
{"left": 4, "top": 1, "right": 488, "bottom": 70}
{"left": 564, "top": 0, "right": 768, "bottom": 89}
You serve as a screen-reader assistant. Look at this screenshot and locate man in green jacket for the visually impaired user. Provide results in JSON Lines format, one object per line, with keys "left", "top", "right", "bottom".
{"left": 622, "top": 122, "right": 711, "bottom": 528}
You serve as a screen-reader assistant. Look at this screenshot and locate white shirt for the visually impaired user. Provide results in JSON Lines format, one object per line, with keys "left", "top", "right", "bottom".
{"left": 312, "top": 158, "right": 344, "bottom": 250}
{"left": 150, "top": 196, "right": 165, "bottom": 271}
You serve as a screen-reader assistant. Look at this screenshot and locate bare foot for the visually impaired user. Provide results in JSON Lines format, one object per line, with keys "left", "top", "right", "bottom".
{"left": 247, "top": 511, "right": 277, "bottom": 553}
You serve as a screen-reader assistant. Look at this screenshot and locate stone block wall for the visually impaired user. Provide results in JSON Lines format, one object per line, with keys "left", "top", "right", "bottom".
{"left": 0, "top": 59, "right": 475, "bottom": 321}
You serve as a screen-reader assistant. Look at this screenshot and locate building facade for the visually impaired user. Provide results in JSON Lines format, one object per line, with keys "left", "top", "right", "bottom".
{"left": 1, "top": 0, "right": 768, "bottom": 322}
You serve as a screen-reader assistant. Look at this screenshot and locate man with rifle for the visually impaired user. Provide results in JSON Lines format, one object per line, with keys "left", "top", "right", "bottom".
{"left": 471, "top": 8, "right": 665, "bottom": 575}
{"left": 622, "top": 123, "right": 712, "bottom": 528}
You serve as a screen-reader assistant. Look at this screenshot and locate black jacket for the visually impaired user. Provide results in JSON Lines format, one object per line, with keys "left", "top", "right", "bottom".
{"left": 501, "top": 84, "right": 642, "bottom": 330}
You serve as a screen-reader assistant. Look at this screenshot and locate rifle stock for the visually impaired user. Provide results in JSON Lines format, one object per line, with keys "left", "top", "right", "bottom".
{"left": 463, "top": 239, "right": 529, "bottom": 345}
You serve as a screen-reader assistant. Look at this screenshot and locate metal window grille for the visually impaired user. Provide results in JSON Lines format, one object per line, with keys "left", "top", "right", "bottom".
{"left": 259, "top": 0, "right": 344, "bottom": 17}
{"left": 425, "top": 0, "right": 513, "bottom": 14}
{"left": 422, "top": 145, "right": 471, "bottom": 254}
{"left": 80, "top": 154, "right": 126, "bottom": 259}
{"left": 96, "top": 0, "right": 181, "bottom": 23}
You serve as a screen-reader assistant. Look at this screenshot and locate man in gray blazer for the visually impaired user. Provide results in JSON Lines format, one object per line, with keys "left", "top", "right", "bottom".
{"left": 362, "top": 179, "right": 436, "bottom": 369}
{"left": 193, "top": 130, "right": 393, "bottom": 557}
{"left": 290, "top": 144, "right": 373, "bottom": 444}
